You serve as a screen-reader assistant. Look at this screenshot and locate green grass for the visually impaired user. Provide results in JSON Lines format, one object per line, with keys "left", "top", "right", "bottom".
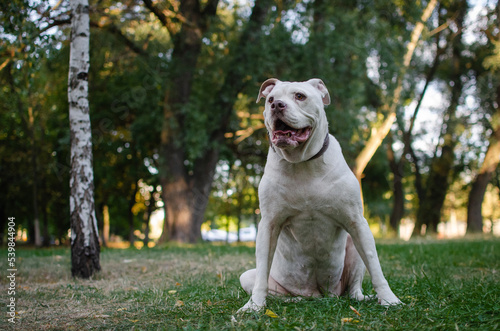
{"left": 1, "top": 239, "right": 499, "bottom": 330}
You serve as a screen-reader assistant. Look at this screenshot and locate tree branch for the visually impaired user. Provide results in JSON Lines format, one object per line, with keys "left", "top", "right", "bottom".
{"left": 90, "top": 21, "right": 148, "bottom": 56}
{"left": 39, "top": 18, "right": 72, "bottom": 35}
{"left": 0, "top": 58, "right": 11, "bottom": 72}
{"left": 142, "top": 0, "right": 178, "bottom": 37}
{"left": 352, "top": 0, "right": 438, "bottom": 182}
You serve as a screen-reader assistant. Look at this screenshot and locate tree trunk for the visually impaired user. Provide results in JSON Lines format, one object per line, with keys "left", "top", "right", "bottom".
{"left": 160, "top": 148, "right": 219, "bottom": 243}
{"left": 387, "top": 134, "right": 404, "bottom": 235}
{"left": 102, "top": 204, "right": 110, "bottom": 246}
{"left": 352, "top": 0, "right": 437, "bottom": 183}
{"left": 28, "top": 106, "right": 42, "bottom": 247}
{"left": 157, "top": 0, "right": 272, "bottom": 243}
{"left": 467, "top": 88, "right": 500, "bottom": 233}
{"left": 41, "top": 177, "right": 50, "bottom": 247}
{"left": 128, "top": 182, "right": 138, "bottom": 244}
{"left": 143, "top": 216, "right": 150, "bottom": 247}
{"left": 387, "top": 39, "right": 444, "bottom": 234}
{"left": 68, "top": 0, "right": 101, "bottom": 278}
{"left": 156, "top": 0, "right": 219, "bottom": 244}
{"left": 412, "top": 1, "right": 467, "bottom": 237}
{"left": 142, "top": 193, "right": 154, "bottom": 247}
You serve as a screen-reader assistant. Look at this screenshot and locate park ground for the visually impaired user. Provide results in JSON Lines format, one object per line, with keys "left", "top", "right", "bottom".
{"left": 1, "top": 237, "right": 499, "bottom": 330}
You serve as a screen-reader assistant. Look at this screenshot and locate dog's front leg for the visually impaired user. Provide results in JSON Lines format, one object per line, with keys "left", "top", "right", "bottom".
{"left": 238, "top": 218, "right": 281, "bottom": 313}
{"left": 347, "top": 216, "right": 402, "bottom": 306}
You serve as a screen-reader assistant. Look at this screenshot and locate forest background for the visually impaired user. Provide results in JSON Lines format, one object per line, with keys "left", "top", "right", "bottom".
{"left": 1, "top": 0, "right": 499, "bottom": 247}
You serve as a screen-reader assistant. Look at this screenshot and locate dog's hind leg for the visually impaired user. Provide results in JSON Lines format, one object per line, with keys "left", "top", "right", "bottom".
{"left": 240, "top": 269, "right": 291, "bottom": 296}
{"left": 240, "top": 269, "right": 256, "bottom": 295}
{"left": 341, "top": 234, "right": 373, "bottom": 301}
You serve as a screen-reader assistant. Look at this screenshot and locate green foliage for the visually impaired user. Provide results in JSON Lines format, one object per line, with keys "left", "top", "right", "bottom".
{"left": 206, "top": 160, "right": 261, "bottom": 232}
{"left": 0, "top": 0, "right": 72, "bottom": 241}
{"left": 1, "top": 0, "right": 498, "bottom": 242}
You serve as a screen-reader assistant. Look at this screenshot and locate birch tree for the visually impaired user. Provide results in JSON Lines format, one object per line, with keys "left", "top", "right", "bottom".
{"left": 68, "top": 0, "right": 101, "bottom": 278}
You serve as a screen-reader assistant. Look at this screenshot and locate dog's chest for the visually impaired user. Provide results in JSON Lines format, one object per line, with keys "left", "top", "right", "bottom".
{"left": 279, "top": 173, "right": 337, "bottom": 214}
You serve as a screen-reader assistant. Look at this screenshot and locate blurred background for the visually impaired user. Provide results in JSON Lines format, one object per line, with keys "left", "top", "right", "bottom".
{"left": 1, "top": 0, "right": 499, "bottom": 248}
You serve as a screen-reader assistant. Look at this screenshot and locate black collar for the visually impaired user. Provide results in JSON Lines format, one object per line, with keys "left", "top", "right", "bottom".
{"left": 269, "top": 132, "right": 330, "bottom": 162}
{"left": 306, "top": 133, "right": 330, "bottom": 161}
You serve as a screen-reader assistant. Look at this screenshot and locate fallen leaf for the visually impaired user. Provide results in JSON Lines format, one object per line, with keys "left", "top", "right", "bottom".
{"left": 128, "top": 319, "right": 139, "bottom": 323}
{"left": 265, "top": 309, "right": 278, "bottom": 318}
{"left": 168, "top": 290, "right": 177, "bottom": 295}
{"left": 117, "top": 308, "right": 127, "bottom": 311}
{"left": 206, "top": 299, "right": 212, "bottom": 306}
{"left": 141, "top": 266, "right": 147, "bottom": 273}
{"left": 350, "top": 305, "right": 361, "bottom": 316}
{"left": 341, "top": 318, "right": 360, "bottom": 323}
{"left": 175, "top": 300, "right": 184, "bottom": 307}
{"left": 175, "top": 282, "right": 182, "bottom": 286}
{"left": 125, "top": 286, "right": 139, "bottom": 291}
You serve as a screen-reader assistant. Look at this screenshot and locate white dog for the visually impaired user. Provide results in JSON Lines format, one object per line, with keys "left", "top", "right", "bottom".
{"left": 238, "top": 78, "right": 401, "bottom": 313}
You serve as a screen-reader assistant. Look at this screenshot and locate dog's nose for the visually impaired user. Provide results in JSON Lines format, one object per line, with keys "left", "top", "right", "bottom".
{"left": 271, "top": 100, "right": 287, "bottom": 113}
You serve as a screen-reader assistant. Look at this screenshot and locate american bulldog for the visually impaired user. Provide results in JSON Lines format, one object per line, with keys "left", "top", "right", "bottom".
{"left": 238, "top": 78, "right": 401, "bottom": 313}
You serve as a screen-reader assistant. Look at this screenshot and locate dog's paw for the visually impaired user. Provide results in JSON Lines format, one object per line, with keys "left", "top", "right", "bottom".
{"left": 237, "top": 299, "right": 265, "bottom": 314}
{"left": 349, "top": 289, "right": 376, "bottom": 302}
{"left": 377, "top": 293, "right": 403, "bottom": 306}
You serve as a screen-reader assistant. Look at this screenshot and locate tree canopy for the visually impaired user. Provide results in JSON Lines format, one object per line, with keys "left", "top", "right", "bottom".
{"left": 1, "top": 0, "right": 499, "bottom": 245}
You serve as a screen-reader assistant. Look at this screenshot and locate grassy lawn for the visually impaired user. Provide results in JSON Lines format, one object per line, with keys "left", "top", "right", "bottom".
{"left": 1, "top": 238, "right": 499, "bottom": 330}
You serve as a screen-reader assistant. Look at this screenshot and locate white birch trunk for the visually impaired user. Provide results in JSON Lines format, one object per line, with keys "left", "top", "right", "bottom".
{"left": 68, "top": 0, "right": 100, "bottom": 278}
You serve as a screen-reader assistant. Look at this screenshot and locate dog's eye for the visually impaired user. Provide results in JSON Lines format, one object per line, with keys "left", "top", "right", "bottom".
{"left": 268, "top": 97, "right": 274, "bottom": 103}
{"left": 295, "top": 93, "right": 306, "bottom": 101}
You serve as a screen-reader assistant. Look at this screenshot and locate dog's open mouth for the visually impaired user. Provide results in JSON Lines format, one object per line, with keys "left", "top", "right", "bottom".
{"left": 271, "top": 119, "right": 311, "bottom": 147}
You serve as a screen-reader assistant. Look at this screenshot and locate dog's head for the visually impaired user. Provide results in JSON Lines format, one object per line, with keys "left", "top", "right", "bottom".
{"left": 257, "top": 78, "right": 330, "bottom": 163}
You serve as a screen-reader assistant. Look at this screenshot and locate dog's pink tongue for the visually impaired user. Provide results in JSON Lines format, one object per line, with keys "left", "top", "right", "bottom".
{"left": 272, "top": 128, "right": 310, "bottom": 147}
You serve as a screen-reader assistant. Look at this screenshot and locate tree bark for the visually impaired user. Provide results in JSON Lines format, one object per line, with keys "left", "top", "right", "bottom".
{"left": 159, "top": 147, "right": 219, "bottom": 243}
{"left": 467, "top": 87, "right": 500, "bottom": 233}
{"left": 387, "top": 37, "right": 444, "bottom": 234}
{"left": 68, "top": 0, "right": 101, "bottom": 278}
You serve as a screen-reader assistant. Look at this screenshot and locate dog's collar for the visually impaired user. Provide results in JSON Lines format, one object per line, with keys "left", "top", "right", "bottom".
{"left": 307, "top": 133, "right": 330, "bottom": 161}
{"left": 269, "top": 132, "right": 330, "bottom": 162}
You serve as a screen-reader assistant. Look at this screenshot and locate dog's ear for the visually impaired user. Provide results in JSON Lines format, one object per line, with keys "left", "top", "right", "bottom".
{"left": 307, "top": 78, "right": 330, "bottom": 106}
{"left": 256, "top": 78, "right": 279, "bottom": 103}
